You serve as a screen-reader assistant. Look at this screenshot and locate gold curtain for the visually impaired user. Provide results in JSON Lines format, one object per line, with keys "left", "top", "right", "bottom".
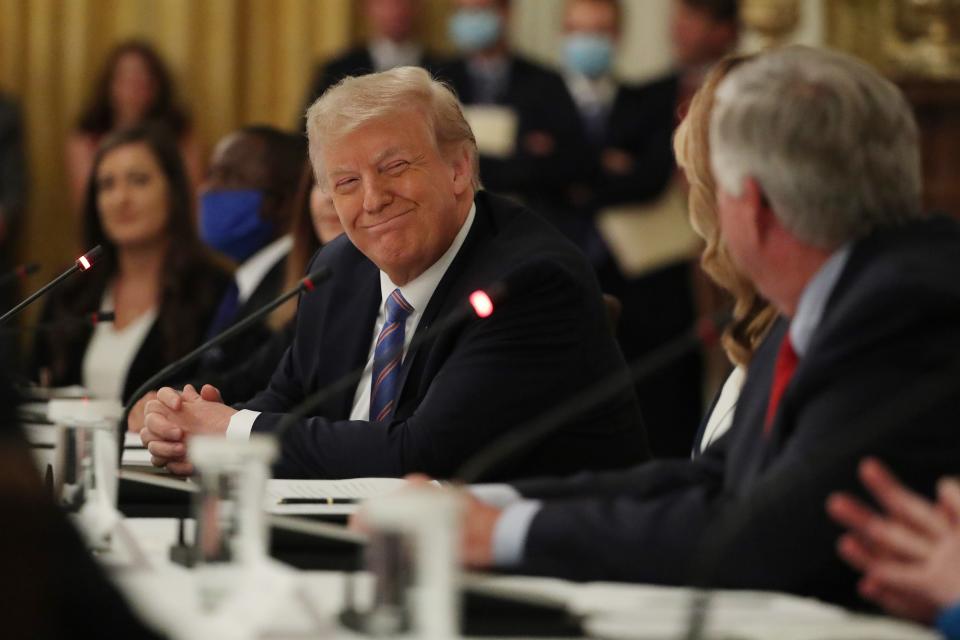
{"left": 0, "top": 0, "right": 364, "bottom": 299}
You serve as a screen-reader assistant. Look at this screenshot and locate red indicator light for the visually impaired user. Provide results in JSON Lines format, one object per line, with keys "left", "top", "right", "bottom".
{"left": 469, "top": 290, "right": 494, "bottom": 318}
{"left": 78, "top": 256, "right": 92, "bottom": 271}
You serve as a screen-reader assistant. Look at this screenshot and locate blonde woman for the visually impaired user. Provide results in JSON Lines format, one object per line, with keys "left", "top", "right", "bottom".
{"left": 673, "top": 54, "right": 777, "bottom": 454}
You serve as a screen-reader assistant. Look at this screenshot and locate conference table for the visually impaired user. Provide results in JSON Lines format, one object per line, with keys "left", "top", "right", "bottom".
{"left": 25, "top": 400, "right": 942, "bottom": 640}
{"left": 99, "top": 509, "right": 939, "bottom": 640}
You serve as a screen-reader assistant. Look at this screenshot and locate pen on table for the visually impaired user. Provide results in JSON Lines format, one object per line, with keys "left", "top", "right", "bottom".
{"left": 277, "top": 497, "right": 358, "bottom": 505}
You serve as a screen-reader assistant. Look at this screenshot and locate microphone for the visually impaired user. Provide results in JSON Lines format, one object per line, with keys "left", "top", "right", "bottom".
{"left": 0, "top": 262, "right": 40, "bottom": 288}
{"left": 1, "top": 310, "right": 115, "bottom": 335}
{"left": 0, "top": 247, "right": 103, "bottom": 325}
{"left": 455, "top": 310, "right": 729, "bottom": 483}
{"left": 88, "top": 310, "right": 115, "bottom": 325}
{"left": 119, "top": 267, "right": 332, "bottom": 440}
{"left": 270, "top": 279, "right": 509, "bottom": 441}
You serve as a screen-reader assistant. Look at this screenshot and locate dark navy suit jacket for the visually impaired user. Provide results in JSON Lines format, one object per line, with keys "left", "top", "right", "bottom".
{"left": 509, "top": 216, "right": 960, "bottom": 609}
{"left": 242, "top": 191, "right": 650, "bottom": 480}
{"left": 435, "top": 56, "right": 584, "bottom": 211}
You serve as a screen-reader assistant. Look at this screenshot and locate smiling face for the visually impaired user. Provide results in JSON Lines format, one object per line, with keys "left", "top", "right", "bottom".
{"left": 96, "top": 142, "right": 171, "bottom": 249}
{"left": 320, "top": 108, "right": 473, "bottom": 284}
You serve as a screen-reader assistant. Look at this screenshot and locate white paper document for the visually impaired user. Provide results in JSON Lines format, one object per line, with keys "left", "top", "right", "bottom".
{"left": 267, "top": 477, "right": 407, "bottom": 502}
{"left": 266, "top": 478, "right": 409, "bottom": 516}
{"left": 462, "top": 105, "right": 518, "bottom": 158}
{"left": 122, "top": 448, "right": 155, "bottom": 467}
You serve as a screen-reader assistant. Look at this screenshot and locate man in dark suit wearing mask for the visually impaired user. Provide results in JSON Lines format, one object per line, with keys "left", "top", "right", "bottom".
{"left": 436, "top": 0, "right": 583, "bottom": 213}
{"left": 554, "top": 0, "right": 708, "bottom": 458}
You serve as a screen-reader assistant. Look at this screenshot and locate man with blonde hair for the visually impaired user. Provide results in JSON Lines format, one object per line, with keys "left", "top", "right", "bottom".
{"left": 141, "top": 66, "right": 648, "bottom": 480}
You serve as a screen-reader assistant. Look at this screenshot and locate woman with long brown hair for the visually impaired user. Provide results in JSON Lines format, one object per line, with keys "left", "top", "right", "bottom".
{"left": 32, "top": 124, "right": 230, "bottom": 404}
{"left": 66, "top": 40, "right": 202, "bottom": 212}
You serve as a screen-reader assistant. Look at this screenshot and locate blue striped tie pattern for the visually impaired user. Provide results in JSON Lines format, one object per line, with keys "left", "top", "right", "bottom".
{"left": 369, "top": 289, "right": 414, "bottom": 422}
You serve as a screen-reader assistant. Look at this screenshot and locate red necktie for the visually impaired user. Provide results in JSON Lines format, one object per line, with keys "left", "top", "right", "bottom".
{"left": 764, "top": 335, "right": 799, "bottom": 436}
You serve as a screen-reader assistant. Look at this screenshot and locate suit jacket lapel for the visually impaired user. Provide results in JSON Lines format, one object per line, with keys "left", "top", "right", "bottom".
{"left": 725, "top": 319, "right": 787, "bottom": 493}
{"left": 236, "top": 256, "right": 284, "bottom": 319}
{"left": 315, "top": 254, "right": 381, "bottom": 419}
{"left": 393, "top": 197, "right": 493, "bottom": 411}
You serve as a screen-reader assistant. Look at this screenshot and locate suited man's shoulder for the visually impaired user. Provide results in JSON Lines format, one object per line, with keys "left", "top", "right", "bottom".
{"left": 508, "top": 54, "right": 563, "bottom": 83}
{"left": 836, "top": 216, "right": 960, "bottom": 308}
{"left": 474, "top": 191, "right": 599, "bottom": 283}
{"left": 321, "top": 46, "right": 375, "bottom": 77}
{"left": 302, "top": 231, "right": 378, "bottom": 292}
{"left": 634, "top": 71, "right": 681, "bottom": 92}
{"left": 323, "top": 46, "right": 446, "bottom": 80}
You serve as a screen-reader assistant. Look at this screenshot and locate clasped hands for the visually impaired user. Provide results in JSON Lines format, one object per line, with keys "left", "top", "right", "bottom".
{"left": 139, "top": 383, "right": 238, "bottom": 476}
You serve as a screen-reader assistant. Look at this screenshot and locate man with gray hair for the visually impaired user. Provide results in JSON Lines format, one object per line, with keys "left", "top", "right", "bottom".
{"left": 451, "top": 46, "right": 960, "bottom": 609}
{"left": 141, "top": 65, "right": 648, "bottom": 480}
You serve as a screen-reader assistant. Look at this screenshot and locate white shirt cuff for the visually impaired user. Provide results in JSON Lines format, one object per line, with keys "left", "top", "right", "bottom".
{"left": 470, "top": 483, "right": 523, "bottom": 509}
{"left": 491, "top": 500, "right": 542, "bottom": 567}
{"left": 226, "top": 409, "right": 260, "bottom": 440}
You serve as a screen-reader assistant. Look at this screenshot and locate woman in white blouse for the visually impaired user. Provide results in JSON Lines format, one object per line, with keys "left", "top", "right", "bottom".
{"left": 672, "top": 55, "right": 778, "bottom": 455}
{"left": 31, "top": 124, "right": 230, "bottom": 403}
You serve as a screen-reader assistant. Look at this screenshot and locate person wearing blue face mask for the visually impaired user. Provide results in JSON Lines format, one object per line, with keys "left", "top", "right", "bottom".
{"left": 437, "top": 0, "right": 583, "bottom": 212}
{"left": 198, "top": 125, "right": 304, "bottom": 306}
{"left": 124, "top": 125, "right": 306, "bottom": 432}
{"left": 191, "top": 129, "right": 305, "bottom": 382}
{"left": 557, "top": 0, "right": 717, "bottom": 460}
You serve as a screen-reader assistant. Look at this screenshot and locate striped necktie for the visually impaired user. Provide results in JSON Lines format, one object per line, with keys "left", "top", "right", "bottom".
{"left": 370, "top": 289, "right": 414, "bottom": 422}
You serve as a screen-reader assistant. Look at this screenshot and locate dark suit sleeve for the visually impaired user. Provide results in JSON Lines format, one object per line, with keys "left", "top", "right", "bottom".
{"left": 594, "top": 122, "right": 674, "bottom": 208}
{"left": 478, "top": 72, "right": 584, "bottom": 199}
{"left": 203, "top": 321, "right": 295, "bottom": 405}
{"left": 513, "top": 284, "right": 960, "bottom": 604}
{"left": 511, "top": 440, "right": 727, "bottom": 501}
{"left": 244, "top": 260, "right": 603, "bottom": 479}
{"left": 582, "top": 83, "right": 677, "bottom": 210}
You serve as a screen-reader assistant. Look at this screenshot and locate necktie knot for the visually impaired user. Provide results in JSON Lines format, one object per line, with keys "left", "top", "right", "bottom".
{"left": 385, "top": 288, "right": 414, "bottom": 322}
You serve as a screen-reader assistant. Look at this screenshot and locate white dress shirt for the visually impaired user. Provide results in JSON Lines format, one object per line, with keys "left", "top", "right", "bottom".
{"left": 563, "top": 72, "right": 616, "bottom": 118}
{"left": 226, "top": 204, "right": 476, "bottom": 439}
{"left": 695, "top": 366, "right": 746, "bottom": 457}
{"left": 82, "top": 287, "right": 157, "bottom": 401}
{"left": 369, "top": 39, "right": 423, "bottom": 72}
{"left": 235, "top": 235, "right": 293, "bottom": 306}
